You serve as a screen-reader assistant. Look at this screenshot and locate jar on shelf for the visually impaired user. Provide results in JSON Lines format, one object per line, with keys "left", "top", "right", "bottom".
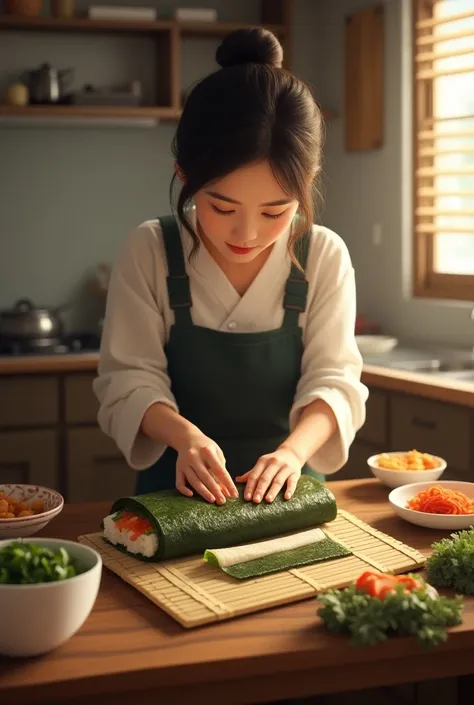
{"left": 50, "top": 0, "right": 75, "bottom": 18}
{"left": 3, "top": 0, "right": 43, "bottom": 16}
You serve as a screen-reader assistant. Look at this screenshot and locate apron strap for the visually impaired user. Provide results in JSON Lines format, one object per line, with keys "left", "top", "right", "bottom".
{"left": 159, "top": 215, "right": 193, "bottom": 327}
{"left": 282, "top": 232, "right": 311, "bottom": 328}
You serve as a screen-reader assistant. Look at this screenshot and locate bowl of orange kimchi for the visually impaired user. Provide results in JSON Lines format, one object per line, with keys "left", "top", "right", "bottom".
{"left": 389, "top": 480, "right": 474, "bottom": 530}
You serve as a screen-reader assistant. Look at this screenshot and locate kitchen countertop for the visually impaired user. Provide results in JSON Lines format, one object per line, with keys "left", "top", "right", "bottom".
{"left": 0, "top": 351, "right": 101, "bottom": 375}
{"left": 1, "top": 479, "right": 473, "bottom": 705}
{"left": 0, "top": 350, "right": 472, "bottom": 407}
{"left": 362, "top": 363, "right": 474, "bottom": 407}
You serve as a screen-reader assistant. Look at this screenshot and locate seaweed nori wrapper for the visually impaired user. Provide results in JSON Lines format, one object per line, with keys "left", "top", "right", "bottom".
{"left": 107, "top": 475, "right": 338, "bottom": 562}
{"left": 204, "top": 535, "right": 352, "bottom": 579}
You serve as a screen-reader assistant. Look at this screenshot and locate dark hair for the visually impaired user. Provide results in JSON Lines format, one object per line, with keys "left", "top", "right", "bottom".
{"left": 170, "top": 27, "right": 324, "bottom": 269}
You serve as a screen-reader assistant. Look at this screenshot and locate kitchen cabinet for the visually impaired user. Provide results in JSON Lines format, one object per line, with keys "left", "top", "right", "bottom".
{"left": 357, "top": 388, "right": 388, "bottom": 446}
{"left": 0, "top": 429, "right": 58, "bottom": 486}
{"left": 67, "top": 427, "right": 135, "bottom": 503}
{"left": 64, "top": 371, "right": 134, "bottom": 502}
{"left": 390, "top": 394, "right": 471, "bottom": 479}
{"left": 333, "top": 439, "right": 376, "bottom": 481}
{"left": 334, "top": 387, "right": 388, "bottom": 481}
{"left": 344, "top": 4, "right": 384, "bottom": 151}
{"left": 335, "top": 388, "right": 474, "bottom": 483}
{"left": 0, "top": 376, "right": 58, "bottom": 427}
{"left": 0, "top": 370, "right": 473, "bottom": 499}
{"left": 65, "top": 373, "right": 100, "bottom": 423}
{"left": 0, "top": 370, "right": 134, "bottom": 501}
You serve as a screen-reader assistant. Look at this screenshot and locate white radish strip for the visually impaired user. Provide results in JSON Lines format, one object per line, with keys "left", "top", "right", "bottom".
{"left": 207, "top": 528, "right": 326, "bottom": 567}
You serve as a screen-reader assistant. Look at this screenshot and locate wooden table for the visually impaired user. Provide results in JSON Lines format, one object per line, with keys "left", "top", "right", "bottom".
{"left": 1, "top": 479, "right": 473, "bottom": 705}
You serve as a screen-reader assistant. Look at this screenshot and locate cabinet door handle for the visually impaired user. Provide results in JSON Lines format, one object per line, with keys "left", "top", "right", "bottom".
{"left": 411, "top": 416, "right": 436, "bottom": 431}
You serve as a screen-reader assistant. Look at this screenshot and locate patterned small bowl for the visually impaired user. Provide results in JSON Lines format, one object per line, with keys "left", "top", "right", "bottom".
{"left": 0, "top": 484, "right": 64, "bottom": 539}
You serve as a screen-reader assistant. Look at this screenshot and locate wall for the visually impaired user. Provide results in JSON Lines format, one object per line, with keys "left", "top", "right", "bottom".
{"left": 312, "top": 0, "right": 472, "bottom": 348}
{"left": 2, "top": 0, "right": 471, "bottom": 346}
{"left": 0, "top": 0, "right": 319, "bottom": 331}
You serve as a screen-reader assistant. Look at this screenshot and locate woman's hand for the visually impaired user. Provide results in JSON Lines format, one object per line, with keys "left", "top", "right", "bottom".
{"left": 236, "top": 446, "right": 302, "bottom": 503}
{"left": 175, "top": 432, "right": 239, "bottom": 504}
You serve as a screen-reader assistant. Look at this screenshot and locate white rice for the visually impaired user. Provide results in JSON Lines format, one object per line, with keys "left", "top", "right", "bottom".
{"left": 103, "top": 511, "right": 159, "bottom": 558}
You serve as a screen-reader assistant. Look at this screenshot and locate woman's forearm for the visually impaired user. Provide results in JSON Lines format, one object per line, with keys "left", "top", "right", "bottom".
{"left": 279, "top": 399, "right": 337, "bottom": 465}
{"left": 140, "top": 402, "right": 200, "bottom": 452}
{"left": 141, "top": 398, "right": 337, "bottom": 466}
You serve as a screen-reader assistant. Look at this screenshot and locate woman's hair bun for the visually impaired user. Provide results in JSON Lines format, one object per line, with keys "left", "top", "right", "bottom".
{"left": 216, "top": 27, "right": 284, "bottom": 69}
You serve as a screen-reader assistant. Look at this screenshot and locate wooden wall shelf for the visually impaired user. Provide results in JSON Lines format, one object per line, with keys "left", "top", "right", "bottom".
{"left": 0, "top": 104, "right": 180, "bottom": 120}
{"left": 0, "top": 15, "right": 286, "bottom": 38}
{"left": 0, "top": 15, "right": 173, "bottom": 33}
{"left": 0, "top": 2, "right": 333, "bottom": 127}
{"left": 0, "top": 103, "right": 334, "bottom": 125}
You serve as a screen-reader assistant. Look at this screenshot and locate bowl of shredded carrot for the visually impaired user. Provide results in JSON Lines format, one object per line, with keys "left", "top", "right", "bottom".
{"left": 367, "top": 450, "right": 446, "bottom": 489}
{"left": 389, "top": 481, "right": 474, "bottom": 530}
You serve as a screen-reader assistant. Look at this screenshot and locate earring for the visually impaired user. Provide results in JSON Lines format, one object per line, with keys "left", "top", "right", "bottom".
{"left": 175, "top": 163, "right": 185, "bottom": 182}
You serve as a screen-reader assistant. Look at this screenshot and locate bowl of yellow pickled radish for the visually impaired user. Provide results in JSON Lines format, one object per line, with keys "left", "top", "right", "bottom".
{"left": 367, "top": 450, "right": 446, "bottom": 489}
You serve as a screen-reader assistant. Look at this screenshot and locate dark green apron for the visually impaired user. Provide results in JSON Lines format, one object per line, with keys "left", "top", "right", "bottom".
{"left": 136, "top": 215, "right": 324, "bottom": 494}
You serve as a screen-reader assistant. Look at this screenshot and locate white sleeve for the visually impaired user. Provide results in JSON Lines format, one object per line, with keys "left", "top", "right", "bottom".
{"left": 289, "top": 231, "right": 368, "bottom": 475}
{"left": 93, "top": 221, "right": 177, "bottom": 470}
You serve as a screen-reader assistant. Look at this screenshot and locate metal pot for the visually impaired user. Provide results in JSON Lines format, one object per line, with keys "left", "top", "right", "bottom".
{"left": 23, "top": 63, "right": 74, "bottom": 105}
{"left": 0, "top": 299, "right": 64, "bottom": 343}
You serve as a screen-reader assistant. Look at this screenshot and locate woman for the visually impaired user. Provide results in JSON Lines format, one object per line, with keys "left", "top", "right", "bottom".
{"left": 93, "top": 27, "right": 368, "bottom": 506}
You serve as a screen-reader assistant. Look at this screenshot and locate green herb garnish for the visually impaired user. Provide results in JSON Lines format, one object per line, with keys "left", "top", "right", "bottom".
{"left": 0, "top": 541, "right": 80, "bottom": 584}
{"left": 316, "top": 581, "right": 463, "bottom": 649}
{"left": 426, "top": 527, "right": 474, "bottom": 595}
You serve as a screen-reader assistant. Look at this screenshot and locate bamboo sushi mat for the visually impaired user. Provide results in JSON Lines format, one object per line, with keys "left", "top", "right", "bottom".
{"left": 78, "top": 509, "right": 426, "bottom": 628}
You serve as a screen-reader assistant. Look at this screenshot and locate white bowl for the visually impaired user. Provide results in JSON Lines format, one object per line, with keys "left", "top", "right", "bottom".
{"left": 0, "top": 484, "right": 64, "bottom": 539}
{"left": 356, "top": 335, "right": 398, "bottom": 356}
{"left": 389, "top": 480, "right": 474, "bottom": 530}
{"left": 367, "top": 452, "right": 446, "bottom": 489}
{"left": 0, "top": 538, "right": 102, "bottom": 657}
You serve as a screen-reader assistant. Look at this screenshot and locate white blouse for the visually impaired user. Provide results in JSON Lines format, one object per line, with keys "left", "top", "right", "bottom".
{"left": 93, "top": 212, "right": 368, "bottom": 476}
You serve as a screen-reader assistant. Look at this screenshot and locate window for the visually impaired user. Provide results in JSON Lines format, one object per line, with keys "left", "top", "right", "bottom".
{"left": 414, "top": 0, "right": 474, "bottom": 301}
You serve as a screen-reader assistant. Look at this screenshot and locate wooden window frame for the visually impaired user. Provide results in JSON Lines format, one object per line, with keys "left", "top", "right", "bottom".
{"left": 412, "top": 0, "right": 474, "bottom": 302}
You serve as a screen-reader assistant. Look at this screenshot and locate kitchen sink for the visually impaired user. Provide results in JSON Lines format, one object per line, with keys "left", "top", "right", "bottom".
{"left": 390, "top": 358, "right": 474, "bottom": 383}
{"left": 437, "top": 356, "right": 474, "bottom": 371}
{"left": 395, "top": 359, "right": 474, "bottom": 382}
{"left": 430, "top": 368, "right": 474, "bottom": 383}
{"left": 363, "top": 346, "right": 474, "bottom": 384}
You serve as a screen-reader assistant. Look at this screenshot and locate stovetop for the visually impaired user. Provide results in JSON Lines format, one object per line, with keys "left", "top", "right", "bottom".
{"left": 0, "top": 333, "right": 101, "bottom": 357}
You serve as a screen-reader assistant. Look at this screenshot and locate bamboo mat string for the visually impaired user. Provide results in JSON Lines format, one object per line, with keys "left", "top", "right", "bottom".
{"left": 323, "top": 529, "right": 388, "bottom": 573}
{"left": 153, "top": 564, "right": 232, "bottom": 617}
{"left": 337, "top": 510, "right": 426, "bottom": 564}
{"left": 289, "top": 569, "right": 324, "bottom": 591}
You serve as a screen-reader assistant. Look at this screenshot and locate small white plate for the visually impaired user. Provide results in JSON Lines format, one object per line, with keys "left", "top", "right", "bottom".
{"left": 389, "top": 480, "right": 474, "bottom": 530}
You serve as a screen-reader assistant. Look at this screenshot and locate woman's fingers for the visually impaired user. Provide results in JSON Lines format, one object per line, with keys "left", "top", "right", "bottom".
{"left": 216, "top": 446, "right": 227, "bottom": 466}
{"left": 183, "top": 465, "right": 221, "bottom": 504}
{"left": 175, "top": 470, "right": 194, "bottom": 498}
{"left": 203, "top": 446, "right": 239, "bottom": 498}
{"left": 235, "top": 470, "right": 250, "bottom": 482}
{"left": 238, "top": 458, "right": 267, "bottom": 501}
{"left": 252, "top": 460, "right": 282, "bottom": 503}
{"left": 176, "top": 448, "right": 236, "bottom": 504}
{"left": 236, "top": 455, "right": 301, "bottom": 503}
{"left": 284, "top": 473, "right": 299, "bottom": 500}
{"left": 265, "top": 468, "right": 293, "bottom": 502}
{"left": 189, "top": 452, "right": 228, "bottom": 504}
